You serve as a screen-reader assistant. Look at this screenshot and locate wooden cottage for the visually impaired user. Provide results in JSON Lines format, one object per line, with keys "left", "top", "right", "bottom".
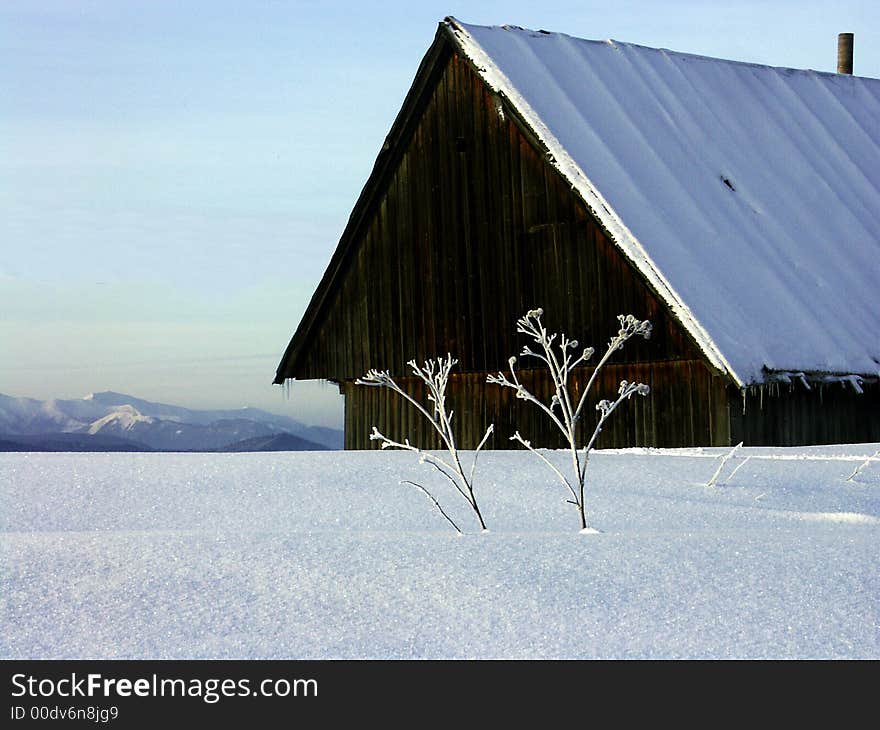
{"left": 275, "top": 18, "right": 880, "bottom": 449}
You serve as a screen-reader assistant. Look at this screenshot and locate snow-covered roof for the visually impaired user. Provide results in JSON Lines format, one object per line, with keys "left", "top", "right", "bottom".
{"left": 447, "top": 18, "right": 880, "bottom": 385}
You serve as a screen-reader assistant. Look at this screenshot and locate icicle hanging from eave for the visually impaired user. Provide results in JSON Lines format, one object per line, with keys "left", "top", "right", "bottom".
{"left": 742, "top": 371, "right": 874, "bottom": 410}
{"left": 768, "top": 371, "right": 811, "bottom": 390}
{"left": 770, "top": 371, "right": 872, "bottom": 394}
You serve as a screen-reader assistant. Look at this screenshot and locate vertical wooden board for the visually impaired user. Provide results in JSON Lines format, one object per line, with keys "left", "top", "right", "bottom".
{"left": 634, "top": 362, "right": 647, "bottom": 446}
{"left": 591, "top": 228, "right": 607, "bottom": 338}
{"left": 684, "top": 361, "right": 696, "bottom": 443}
{"left": 358, "top": 230, "right": 370, "bottom": 373}
{"left": 360, "top": 383, "right": 369, "bottom": 450}
{"left": 558, "top": 180, "right": 579, "bottom": 332}
{"left": 447, "top": 58, "right": 464, "bottom": 360}
{"left": 402, "top": 369, "right": 413, "bottom": 445}
{"left": 709, "top": 375, "right": 731, "bottom": 446}
{"left": 575, "top": 223, "right": 592, "bottom": 342}
{"left": 486, "top": 87, "right": 506, "bottom": 370}
{"left": 387, "top": 160, "right": 403, "bottom": 369}
{"left": 362, "top": 384, "right": 370, "bottom": 450}
{"left": 520, "top": 139, "right": 540, "bottom": 304}
{"left": 548, "top": 174, "right": 566, "bottom": 317}
{"left": 350, "top": 382, "right": 361, "bottom": 450}
{"left": 681, "top": 365, "right": 694, "bottom": 447}
{"left": 508, "top": 120, "right": 524, "bottom": 315}
{"left": 343, "top": 382, "right": 351, "bottom": 450}
{"left": 419, "top": 90, "right": 436, "bottom": 362}
{"left": 374, "top": 385, "right": 383, "bottom": 449}
{"left": 472, "top": 83, "right": 491, "bottom": 372}
{"left": 460, "top": 68, "right": 477, "bottom": 365}
{"left": 349, "top": 383, "right": 358, "bottom": 450}
{"left": 343, "top": 244, "right": 356, "bottom": 375}
{"left": 435, "top": 64, "right": 452, "bottom": 358}
{"left": 371, "top": 213, "right": 385, "bottom": 367}
{"left": 376, "top": 384, "right": 385, "bottom": 449}
{"left": 359, "top": 227, "right": 369, "bottom": 371}
{"left": 376, "top": 195, "right": 391, "bottom": 369}
{"left": 498, "top": 99, "right": 517, "bottom": 340}
{"left": 484, "top": 98, "right": 502, "bottom": 370}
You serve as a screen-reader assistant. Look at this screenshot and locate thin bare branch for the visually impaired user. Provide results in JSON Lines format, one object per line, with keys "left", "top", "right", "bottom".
{"left": 706, "top": 442, "right": 744, "bottom": 488}
{"left": 845, "top": 449, "right": 880, "bottom": 482}
{"left": 469, "top": 424, "right": 495, "bottom": 485}
{"left": 724, "top": 455, "right": 752, "bottom": 484}
{"left": 420, "top": 453, "right": 473, "bottom": 505}
{"left": 401, "top": 480, "right": 463, "bottom": 534}
{"left": 511, "top": 431, "right": 579, "bottom": 504}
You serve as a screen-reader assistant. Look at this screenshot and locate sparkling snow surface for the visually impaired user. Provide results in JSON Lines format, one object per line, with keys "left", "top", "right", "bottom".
{"left": 2, "top": 447, "right": 878, "bottom": 659}
{"left": 450, "top": 20, "right": 880, "bottom": 384}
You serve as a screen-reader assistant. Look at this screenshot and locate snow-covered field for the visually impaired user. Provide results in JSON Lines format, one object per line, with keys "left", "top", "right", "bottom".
{"left": 1, "top": 446, "right": 878, "bottom": 659}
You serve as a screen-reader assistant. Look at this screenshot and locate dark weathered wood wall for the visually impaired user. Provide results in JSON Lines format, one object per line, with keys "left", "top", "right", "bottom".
{"left": 344, "top": 360, "right": 730, "bottom": 450}
{"left": 730, "top": 381, "right": 880, "bottom": 446}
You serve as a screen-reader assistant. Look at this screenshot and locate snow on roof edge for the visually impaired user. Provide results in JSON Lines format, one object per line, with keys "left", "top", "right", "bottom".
{"left": 445, "top": 16, "right": 752, "bottom": 386}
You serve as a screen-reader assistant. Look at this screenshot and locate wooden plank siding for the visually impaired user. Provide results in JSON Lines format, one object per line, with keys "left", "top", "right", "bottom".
{"left": 730, "top": 381, "right": 880, "bottom": 446}
{"left": 343, "top": 360, "right": 730, "bottom": 450}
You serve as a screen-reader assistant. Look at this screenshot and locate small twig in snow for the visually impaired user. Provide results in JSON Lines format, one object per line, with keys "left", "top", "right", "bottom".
{"left": 401, "top": 480, "right": 463, "bottom": 535}
{"left": 706, "top": 442, "right": 744, "bottom": 488}
{"left": 724, "top": 455, "right": 752, "bottom": 485}
{"left": 845, "top": 449, "right": 880, "bottom": 482}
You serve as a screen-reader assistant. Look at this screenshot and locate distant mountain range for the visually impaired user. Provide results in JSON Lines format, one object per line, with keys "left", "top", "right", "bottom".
{"left": 0, "top": 391, "right": 342, "bottom": 452}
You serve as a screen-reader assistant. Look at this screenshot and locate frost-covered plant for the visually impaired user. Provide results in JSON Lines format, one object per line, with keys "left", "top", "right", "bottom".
{"left": 487, "top": 309, "right": 651, "bottom": 531}
{"left": 845, "top": 448, "right": 880, "bottom": 482}
{"left": 356, "top": 356, "right": 493, "bottom": 534}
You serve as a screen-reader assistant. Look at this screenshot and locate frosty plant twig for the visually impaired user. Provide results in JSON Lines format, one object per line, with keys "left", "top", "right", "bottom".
{"left": 845, "top": 448, "right": 880, "bottom": 482}
{"left": 706, "top": 441, "right": 744, "bottom": 488}
{"left": 487, "top": 309, "right": 651, "bottom": 531}
{"left": 356, "top": 356, "right": 493, "bottom": 534}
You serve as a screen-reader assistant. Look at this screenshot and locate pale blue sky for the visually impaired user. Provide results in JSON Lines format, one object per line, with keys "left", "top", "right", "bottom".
{"left": 2, "top": 1, "right": 878, "bottom": 426}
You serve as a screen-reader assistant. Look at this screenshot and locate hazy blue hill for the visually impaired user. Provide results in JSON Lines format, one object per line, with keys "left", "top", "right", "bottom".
{"left": 0, "top": 391, "right": 343, "bottom": 451}
{"left": 84, "top": 392, "right": 342, "bottom": 449}
{"left": 0, "top": 437, "right": 40, "bottom": 451}
{"left": 0, "top": 432, "right": 154, "bottom": 452}
{"left": 219, "top": 432, "right": 329, "bottom": 452}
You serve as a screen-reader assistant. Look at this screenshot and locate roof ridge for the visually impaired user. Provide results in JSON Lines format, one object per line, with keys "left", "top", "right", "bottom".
{"left": 445, "top": 16, "right": 880, "bottom": 82}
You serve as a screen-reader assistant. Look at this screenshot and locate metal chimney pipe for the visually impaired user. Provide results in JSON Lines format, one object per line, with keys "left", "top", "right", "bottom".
{"left": 838, "top": 33, "right": 854, "bottom": 74}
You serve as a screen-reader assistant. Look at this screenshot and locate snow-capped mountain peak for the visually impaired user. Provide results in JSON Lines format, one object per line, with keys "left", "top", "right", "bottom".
{"left": 87, "top": 405, "right": 154, "bottom": 434}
